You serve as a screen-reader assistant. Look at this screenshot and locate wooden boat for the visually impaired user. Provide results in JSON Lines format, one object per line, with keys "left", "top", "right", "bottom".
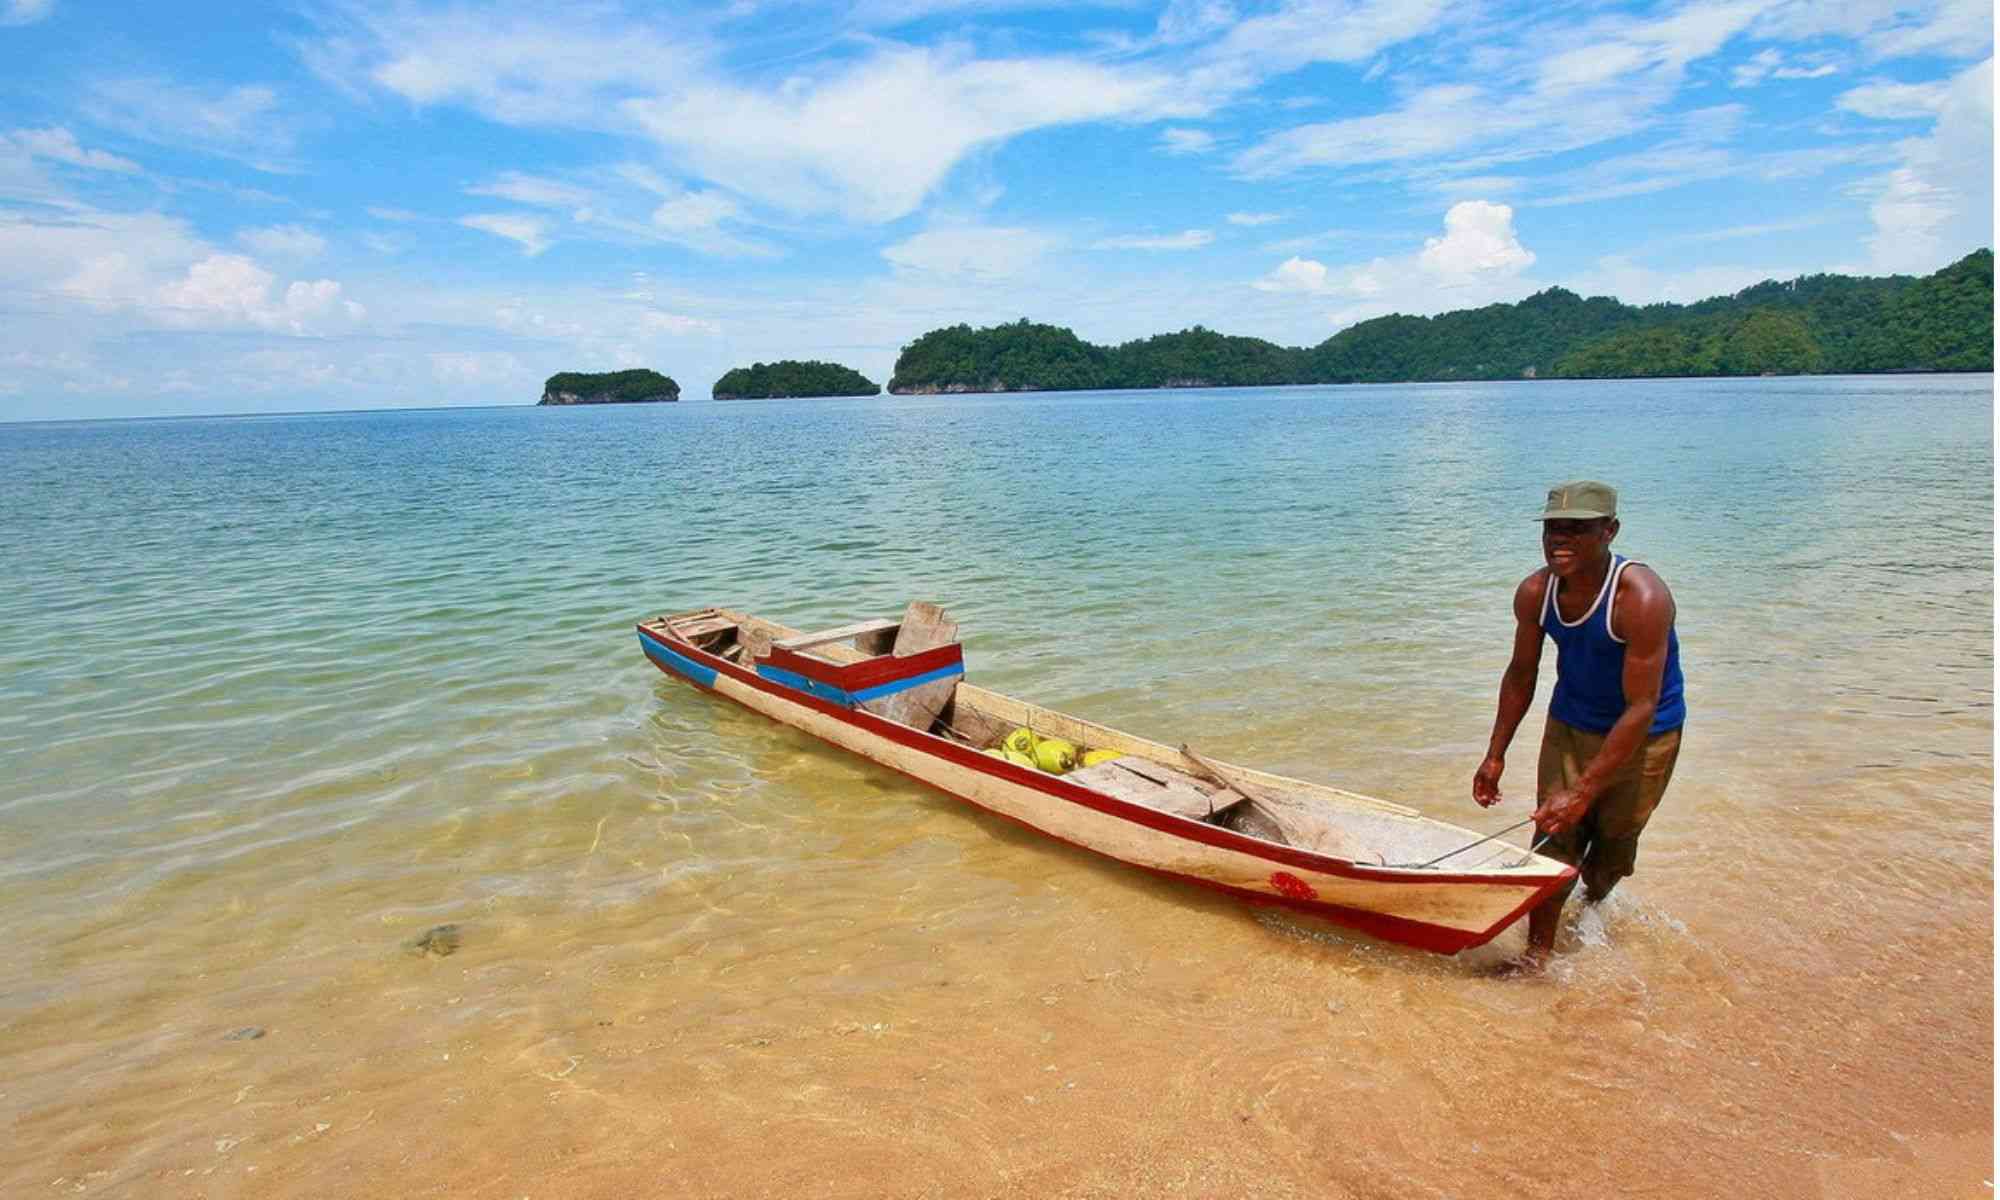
{"left": 636, "top": 603, "right": 1575, "bottom": 954}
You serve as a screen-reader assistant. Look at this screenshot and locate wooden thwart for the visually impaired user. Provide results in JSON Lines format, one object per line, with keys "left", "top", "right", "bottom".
{"left": 1067, "top": 758, "right": 1221, "bottom": 822}
{"left": 861, "top": 601, "right": 961, "bottom": 731}
{"left": 774, "top": 618, "right": 902, "bottom": 652}
{"left": 1180, "top": 745, "right": 1352, "bottom": 856}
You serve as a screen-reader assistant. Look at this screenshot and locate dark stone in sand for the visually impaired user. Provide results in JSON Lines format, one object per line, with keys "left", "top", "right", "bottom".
{"left": 409, "top": 924, "right": 462, "bottom": 957}
{"left": 224, "top": 1026, "right": 265, "bottom": 1041}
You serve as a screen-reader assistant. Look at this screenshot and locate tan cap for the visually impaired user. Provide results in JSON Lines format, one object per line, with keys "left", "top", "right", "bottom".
{"left": 1539, "top": 480, "right": 1617, "bottom": 520}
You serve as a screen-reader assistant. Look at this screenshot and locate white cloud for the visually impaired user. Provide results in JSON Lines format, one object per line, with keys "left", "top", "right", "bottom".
{"left": 1417, "top": 200, "right": 1533, "bottom": 278}
{"left": 366, "top": 206, "right": 422, "bottom": 222}
{"left": 1255, "top": 255, "right": 1330, "bottom": 293}
{"left": 9, "top": 127, "right": 139, "bottom": 173}
{"left": 1188, "top": 0, "right": 1450, "bottom": 90}
{"left": 459, "top": 212, "right": 552, "bottom": 256}
{"left": 1159, "top": 127, "right": 1216, "bottom": 155}
{"left": 1, "top": 0, "right": 53, "bottom": 25}
{"left": 1730, "top": 48, "right": 1840, "bottom": 88}
{"left": 1860, "top": 57, "right": 1992, "bottom": 272}
{"left": 83, "top": 78, "right": 295, "bottom": 170}
{"left": 1232, "top": 2, "right": 1766, "bottom": 180}
{"left": 306, "top": 5, "right": 706, "bottom": 126}
{"left": 1837, "top": 79, "right": 1953, "bottom": 119}
{"left": 1565, "top": 255, "right": 1804, "bottom": 305}
{"left": 642, "top": 310, "right": 721, "bottom": 335}
{"left": 150, "top": 255, "right": 362, "bottom": 332}
{"left": 237, "top": 224, "right": 326, "bottom": 261}
{"left": 650, "top": 189, "right": 739, "bottom": 234}
{"left": 881, "top": 225, "right": 1060, "bottom": 279}
{"left": 624, "top": 46, "right": 1185, "bottom": 223}
{"left": 430, "top": 351, "right": 525, "bottom": 386}
{"left": 467, "top": 171, "right": 593, "bottom": 208}
{"left": 1252, "top": 200, "right": 1535, "bottom": 332}
{"left": 1226, "top": 211, "right": 1283, "bottom": 226}
{"left": 1755, "top": 0, "right": 1992, "bottom": 61}
{"left": 1092, "top": 229, "right": 1214, "bottom": 250}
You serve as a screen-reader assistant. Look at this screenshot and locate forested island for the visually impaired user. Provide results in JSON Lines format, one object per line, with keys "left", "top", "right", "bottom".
{"left": 886, "top": 250, "right": 1992, "bottom": 393}
{"left": 539, "top": 369, "right": 680, "bottom": 405}
{"left": 712, "top": 360, "right": 881, "bottom": 399}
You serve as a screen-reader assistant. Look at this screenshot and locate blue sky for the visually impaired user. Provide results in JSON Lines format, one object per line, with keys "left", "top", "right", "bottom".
{"left": 0, "top": 0, "right": 1990, "bottom": 418}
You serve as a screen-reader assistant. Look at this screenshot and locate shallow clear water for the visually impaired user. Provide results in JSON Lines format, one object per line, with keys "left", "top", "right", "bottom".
{"left": 1, "top": 376, "right": 1991, "bottom": 1197}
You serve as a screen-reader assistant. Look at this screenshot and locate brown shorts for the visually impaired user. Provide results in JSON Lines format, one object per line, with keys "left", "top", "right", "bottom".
{"left": 1536, "top": 718, "right": 1682, "bottom": 900}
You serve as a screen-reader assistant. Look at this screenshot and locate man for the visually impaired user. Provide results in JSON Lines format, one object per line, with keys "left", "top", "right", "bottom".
{"left": 1473, "top": 480, "right": 1685, "bottom": 971}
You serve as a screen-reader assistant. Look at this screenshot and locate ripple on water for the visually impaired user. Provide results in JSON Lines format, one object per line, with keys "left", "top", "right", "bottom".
{"left": 0, "top": 381, "right": 1990, "bottom": 1196}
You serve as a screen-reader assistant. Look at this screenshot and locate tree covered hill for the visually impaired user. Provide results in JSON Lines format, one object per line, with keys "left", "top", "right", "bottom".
{"left": 884, "top": 250, "right": 1992, "bottom": 394}
{"left": 711, "top": 360, "right": 881, "bottom": 399}
{"left": 539, "top": 369, "right": 680, "bottom": 404}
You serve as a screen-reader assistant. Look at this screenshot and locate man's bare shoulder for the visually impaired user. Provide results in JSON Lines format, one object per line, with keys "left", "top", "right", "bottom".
{"left": 1619, "top": 562, "right": 1675, "bottom": 602}
{"left": 1614, "top": 562, "right": 1677, "bottom": 633}
{"left": 1511, "top": 568, "right": 1550, "bottom": 620}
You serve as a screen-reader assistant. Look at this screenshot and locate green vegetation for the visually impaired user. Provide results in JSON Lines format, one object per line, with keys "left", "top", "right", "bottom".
{"left": 884, "top": 250, "right": 1993, "bottom": 393}
{"left": 539, "top": 368, "right": 680, "bottom": 404}
{"left": 711, "top": 360, "right": 880, "bottom": 399}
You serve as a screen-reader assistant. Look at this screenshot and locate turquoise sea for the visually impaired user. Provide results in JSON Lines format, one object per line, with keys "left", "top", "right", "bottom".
{"left": 1, "top": 376, "right": 1991, "bottom": 1197}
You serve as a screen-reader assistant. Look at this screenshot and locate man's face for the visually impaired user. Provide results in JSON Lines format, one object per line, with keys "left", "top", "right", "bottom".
{"left": 1542, "top": 517, "right": 1616, "bottom": 578}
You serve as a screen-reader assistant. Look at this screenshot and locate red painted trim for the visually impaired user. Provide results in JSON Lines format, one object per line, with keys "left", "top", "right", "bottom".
{"left": 637, "top": 621, "right": 1575, "bottom": 952}
{"left": 762, "top": 642, "right": 964, "bottom": 690}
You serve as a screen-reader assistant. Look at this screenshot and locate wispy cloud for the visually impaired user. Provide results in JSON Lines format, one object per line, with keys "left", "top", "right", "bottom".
{"left": 302, "top": 3, "right": 708, "bottom": 125}
{"left": 8, "top": 127, "right": 139, "bottom": 173}
{"left": 459, "top": 212, "right": 552, "bottom": 256}
{"left": 1837, "top": 78, "right": 1953, "bottom": 119}
{"left": 82, "top": 77, "right": 299, "bottom": 171}
{"left": 1226, "top": 211, "right": 1283, "bottom": 226}
{"left": 881, "top": 224, "right": 1061, "bottom": 279}
{"left": 1856, "top": 56, "right": 1993, "bottom": 272}
{"left": 0, "top": 0, "right": 53, "bottom": 26}
{"left": 624, "top": 46, "right": 1188, "bottom": 222}
{"left": 237, "top": 224, "right": 326, "bottom": 260}
{"left": 466, "top": 171, "right": 593, "bottom": 208}
{"left": 1091, "top": 229, "right": 1214, "bottom": 250}
{"left": 1730, "top": 48, "right": 1840, "bottom": 87}
{"left": 1158, "top": 127, "right": 1216, "bottom": 155}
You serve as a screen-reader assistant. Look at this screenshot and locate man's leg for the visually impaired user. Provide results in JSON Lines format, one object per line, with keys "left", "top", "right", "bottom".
{"left": 1515, "top": 720, "right": 1590, "bottom": 969}
{"left": 1579, "top": 726, "right": 1682, "bottom": 904}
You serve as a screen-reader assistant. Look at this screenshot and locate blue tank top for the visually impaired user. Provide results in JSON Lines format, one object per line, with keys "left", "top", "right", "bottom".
{"left": 1542, "top": 554, "right": 1685, "bottom": 736}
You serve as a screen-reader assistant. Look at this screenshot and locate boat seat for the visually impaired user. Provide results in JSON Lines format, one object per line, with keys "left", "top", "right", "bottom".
{"left": 773, "top": 618, "right": 902, "bottom": 652}
{"left": 1067, "top": 759, "right": 1223, "bottom": 822}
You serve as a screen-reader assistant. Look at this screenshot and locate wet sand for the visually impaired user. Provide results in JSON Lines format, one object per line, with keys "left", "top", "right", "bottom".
{"left": 3, "top": 700, "right": 1989, "bottom": 1199}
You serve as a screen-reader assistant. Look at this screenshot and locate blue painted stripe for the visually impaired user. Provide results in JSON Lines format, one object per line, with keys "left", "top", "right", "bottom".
{"left": 753, "top": 665, "right": 853, "bottom": 705}
{"left": 755, "top": 660, "right": 964, "bottom": 708}
{"left": 638, "top": 629, "right": 719, "bottom": 688}
{"left": 850, "top": 662, "right": 964, "bottom": 702}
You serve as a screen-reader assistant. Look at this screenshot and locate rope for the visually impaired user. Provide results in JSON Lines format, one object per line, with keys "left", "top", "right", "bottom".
{"left": 1391, "top": 817, "right": 1548, "bottom": 869}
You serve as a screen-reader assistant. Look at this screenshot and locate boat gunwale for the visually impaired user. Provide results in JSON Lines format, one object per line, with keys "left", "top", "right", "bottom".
{"left": 636, "top": 613, "right": 1574, "bottom": 892}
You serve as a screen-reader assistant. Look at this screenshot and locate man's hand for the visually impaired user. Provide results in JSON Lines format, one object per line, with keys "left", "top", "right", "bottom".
{"left": 1473, "top": 755, "right": 1506, "bottom": 808}
{"left": 1533, "top": 784, "right": 1594, "bottom": 835}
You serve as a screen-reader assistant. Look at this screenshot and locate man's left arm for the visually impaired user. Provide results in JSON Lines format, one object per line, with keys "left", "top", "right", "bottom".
{"left": 1534, "top": 569, "right": 1676, "bottom": 835}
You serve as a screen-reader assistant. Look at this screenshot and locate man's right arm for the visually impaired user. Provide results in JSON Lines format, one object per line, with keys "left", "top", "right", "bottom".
{"left": 1473, "top": 572, "right": 1546, "bottom": 808}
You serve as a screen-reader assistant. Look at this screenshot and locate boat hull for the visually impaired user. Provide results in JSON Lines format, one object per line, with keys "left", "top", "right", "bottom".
{"left": 638, "top": 623, "right": 1571, "bottom": 954}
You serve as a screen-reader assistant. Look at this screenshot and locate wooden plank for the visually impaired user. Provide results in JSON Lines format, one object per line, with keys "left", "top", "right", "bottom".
{"left": 667, "top": 614, "right": 736, "bottom": 639}
{"left": 774, "top": 618, "right": 901, "bottom": 651}
{"left": 1180, "top": 745, "right": 1357, "bottom": 858}
{"left": 948, "top": 683, "right": 1419, "bottom": 818}
{"left": 1067, "top": 761, "right": 1215, "bottom": 822}
{"left": 933, "top": 698, "right": 1011, "bottom": 748}
{"left": 863, "top": 602, "right": 961, "bottom": 730}
{"left": 738, "top": 625, "right": 773, "bottom": 665}
{"left": 890, "top": 601, "right": 957, "bottom": 657}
